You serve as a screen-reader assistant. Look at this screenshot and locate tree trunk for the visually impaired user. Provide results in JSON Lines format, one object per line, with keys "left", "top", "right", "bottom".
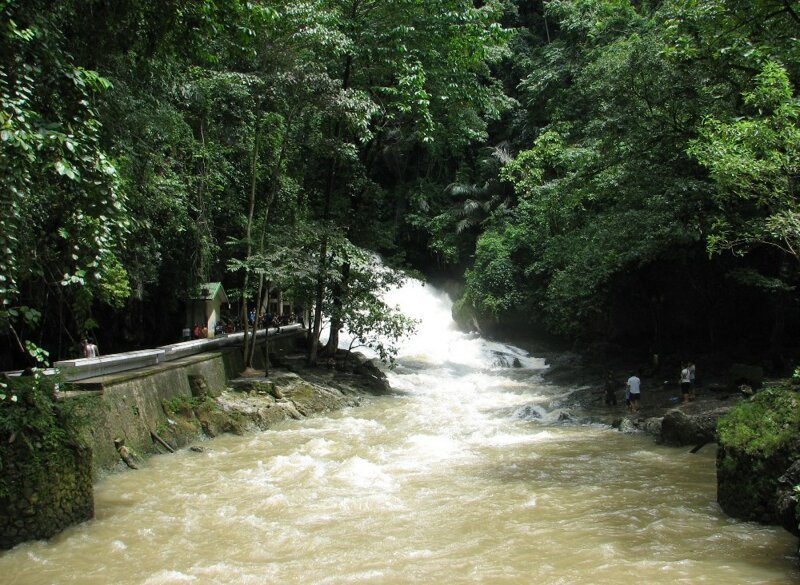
{"left": 243, "top": 108, "right": 292, "bottom": 371}
{"left": 308, "top": 55, "right": 353, "bottom": 365}
{"left": 241, "top": 113, "right": 261, "bottom": 370}
{"left": 324, "top": 260, "right": 351, "bottom": 356}
{"left": 308, "top": 232, "right": 329, "bottom": 365}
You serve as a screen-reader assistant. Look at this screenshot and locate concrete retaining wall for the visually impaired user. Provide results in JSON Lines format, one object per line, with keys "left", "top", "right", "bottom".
{"left": 71, "top": 336, "right": 297, "bottom": 476}
{"left": 0, "top": 334, "right": 303, "bottom": 551}
{"left": 53, "top": 324, "right": 303, "bottom": 382}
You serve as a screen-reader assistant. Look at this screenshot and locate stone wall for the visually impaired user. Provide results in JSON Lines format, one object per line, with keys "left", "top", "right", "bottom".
{"left": 70, "top": 351, "right": 224, "bottom": 474}
{"left": 0, "top": 440, "right": 93, "bottom": 550}
{"left": 71, "top": 342, "right": 289, "bottom": 476}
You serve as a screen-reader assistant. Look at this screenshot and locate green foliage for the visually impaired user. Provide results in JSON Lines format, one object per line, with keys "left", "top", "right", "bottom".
{"left": 465, "top": 229, "right": 525, "bottom": 319}
{"left": 717, "top": 387, "right": 800, "bottom": 458}
{"left": 331, "top": 245, "right": 418, "bottom": 366}
{"left": 1, "top": 1, "right": 129, "bottom": 356}
{"left": 7, "top": 0, "right": 799, "bottom": 362}
{"left": 451, "top": 0, "right": 800, "bottom": 347}
{"left": 689, "top": 61, "right": 800, "bottom": 263}
{"left": 0, "top": 374, "right": 77, "bottom": 498}
{"left": 0, "top": 0, "right": 515, "bottom": 365}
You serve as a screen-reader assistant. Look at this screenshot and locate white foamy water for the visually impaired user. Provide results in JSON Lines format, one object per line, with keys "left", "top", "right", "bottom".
{"left": 1, "top": 276, "right": 797, "bottom": 584}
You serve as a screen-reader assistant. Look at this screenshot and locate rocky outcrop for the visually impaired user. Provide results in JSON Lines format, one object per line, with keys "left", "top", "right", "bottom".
{"left": 223, "top": 372, "right": 361, "bottom": 423}
{"left": 776, "top": 460, "right": 800, "bottom": 536}
{"left": 332, "top": 350, "right": 392, "bottom": 394}
{"left": 161, "top": 368, "right": 368, "bottom": 441}
{"left": 717, "top": 442, "right": 800, "bottom": 529}
{"left": 715, "top": 387, "right": 800, "bottom": 535}
{"left": 617, "top": 416, "right": 663, "bottom": 436}
{"left": 659, "top": 407, "right": 731, "bottom": 446}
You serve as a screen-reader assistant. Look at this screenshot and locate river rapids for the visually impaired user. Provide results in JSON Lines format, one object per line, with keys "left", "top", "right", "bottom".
{"left": 1, "top": 278, "right": 798, "bottom": 584}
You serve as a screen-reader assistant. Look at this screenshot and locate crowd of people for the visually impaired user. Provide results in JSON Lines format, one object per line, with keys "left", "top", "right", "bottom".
{"left": 181, "top": 310, "right": 306, "bottom": 341}
{"left": 246, "top": 310, "right": 303, "bottom": 330}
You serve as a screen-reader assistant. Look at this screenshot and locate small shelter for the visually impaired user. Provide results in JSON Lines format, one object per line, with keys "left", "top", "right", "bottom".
{"left": 188, "top": 282, "right": 229, "bottom": 338}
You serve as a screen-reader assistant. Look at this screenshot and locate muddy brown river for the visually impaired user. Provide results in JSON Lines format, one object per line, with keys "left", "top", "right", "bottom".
{"left": 1, "top": 280, "right": 797, "bottom": 584}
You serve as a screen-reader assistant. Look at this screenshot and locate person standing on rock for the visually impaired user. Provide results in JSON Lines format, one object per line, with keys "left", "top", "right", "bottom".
{"left": 603, "top": 370, "right": 618, "bottom": 406}
{"left": 627, "top": 371, "right": 641, "bottom": 413}
{"left": 680, "top": 362, "right": 692, "bottom": 404}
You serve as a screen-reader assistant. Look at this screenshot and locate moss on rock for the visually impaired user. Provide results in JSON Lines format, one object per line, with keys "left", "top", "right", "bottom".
{"left": 161, "top": 394, "right": 247, "bottom": 439}
{"left": 716, "top": 386, "right": 800, "bottom": 532}
{"left": 717, "top": 387, "right": 800, "bottom": 457}
{"left": 0, "top": 376, "right": 94, "bottom": 550}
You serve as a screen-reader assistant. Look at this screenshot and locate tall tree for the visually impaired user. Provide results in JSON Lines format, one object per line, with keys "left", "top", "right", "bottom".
{"left": 0, "top": 1, "right": 130, "bottom": 366}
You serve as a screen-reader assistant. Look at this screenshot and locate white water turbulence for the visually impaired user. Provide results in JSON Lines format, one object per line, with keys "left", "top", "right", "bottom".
{"left": 2, "top": 277, "right": 799, "bottom": 585}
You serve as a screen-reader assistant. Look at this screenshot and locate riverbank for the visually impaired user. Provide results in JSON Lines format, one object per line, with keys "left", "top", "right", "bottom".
{"left": 529, "top": 344, "right": 800, "bottom": 546}
{"left": 102, "top": 350, "right": 393, "bottom": 471}
{"left": 0, "top": 348, "right": 392, "bottom": 551}
{"left": 533, "top": 347, "right": 756, "bottom": 438}
{"left": 3, "top": 277, "right": 799, "bottom": 583}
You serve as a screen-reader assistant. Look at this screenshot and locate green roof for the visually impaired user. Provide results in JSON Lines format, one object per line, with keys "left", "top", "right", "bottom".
{"left": 191, "top": 282, "right": 228, "bottom": 303}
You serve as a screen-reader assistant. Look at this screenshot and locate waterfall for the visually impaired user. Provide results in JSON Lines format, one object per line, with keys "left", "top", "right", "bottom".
{"left": 336, "top": 274, "right": 543, "bottom": 371}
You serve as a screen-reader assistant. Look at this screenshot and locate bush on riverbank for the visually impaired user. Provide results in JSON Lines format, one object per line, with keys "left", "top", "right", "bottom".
{"left": 716, "top": 386, "right": 800, "bottom": 534}
{"left": 718, "top": 387, "right": 800, "bottom": 457}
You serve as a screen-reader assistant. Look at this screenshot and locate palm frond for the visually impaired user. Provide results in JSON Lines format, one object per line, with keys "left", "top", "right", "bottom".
{"left": 491, "top": 141, "right": 514, "bottom": 165}
{"left": 455, "top": 217, "right": 478, "bottom": 234}
{"left": 445, "top": 182, "right": 486, "bottom": 198}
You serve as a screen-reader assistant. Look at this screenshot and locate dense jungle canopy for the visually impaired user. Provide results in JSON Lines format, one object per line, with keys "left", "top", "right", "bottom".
{"left": 1, "top": 0, "right": 799, "bottom": 371}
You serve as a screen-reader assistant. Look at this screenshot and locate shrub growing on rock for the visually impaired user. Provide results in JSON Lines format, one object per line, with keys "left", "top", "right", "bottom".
{"left": 716, "top": 387, "right": 800, "bottom": 534}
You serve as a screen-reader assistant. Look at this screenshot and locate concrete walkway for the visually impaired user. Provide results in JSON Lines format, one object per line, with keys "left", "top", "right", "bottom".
{"left": 8, "top": 324, "right": 305, "bottom": 383}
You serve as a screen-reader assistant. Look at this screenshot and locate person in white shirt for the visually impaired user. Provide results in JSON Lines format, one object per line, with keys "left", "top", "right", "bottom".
{"left": 680, "top": 363, "right": 692, "bottom": 403}
{"left": 627, "top": 372, "right": 641, "bottom": 413}
{"left": 82, "top": 338, "right": 99, "bottom": 358}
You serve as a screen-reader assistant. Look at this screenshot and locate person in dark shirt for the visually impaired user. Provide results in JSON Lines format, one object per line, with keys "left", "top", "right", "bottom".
{"left": 603, "top": 370, "right": 618, "bottom": 406}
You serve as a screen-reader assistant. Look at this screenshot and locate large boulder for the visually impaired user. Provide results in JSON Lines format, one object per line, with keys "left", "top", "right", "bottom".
{"left": 716, "top": 387, "right": 800, "bottom": 531}
{"left": 717, "top": 443, "right": 800, "bottom": 526}
{"left": 354, "top": 357, "right": 391, "bottom": 394}
{"left": 726, "top": 363, "right": 764, "bottom": 390}
{"left": 659, "top": 407, "right": 729, "bottom": 447}
{"left": 775, "top": 460, "right": 800, "bottom": 536}
{"left": 641, "top": 417, "right": 663, "bottom": 437}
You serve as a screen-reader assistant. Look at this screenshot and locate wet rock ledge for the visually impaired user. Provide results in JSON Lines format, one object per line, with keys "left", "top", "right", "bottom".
{"left": 160, "top": 352, "right": 390, "bottom": 443}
